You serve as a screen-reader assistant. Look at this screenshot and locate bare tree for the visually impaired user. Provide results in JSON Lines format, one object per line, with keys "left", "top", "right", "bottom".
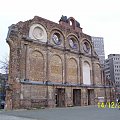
{"left": 0, "top": 56, "right": 9, "bottom": 74}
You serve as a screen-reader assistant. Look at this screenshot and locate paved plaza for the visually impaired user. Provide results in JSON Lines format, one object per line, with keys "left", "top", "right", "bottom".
{"left": 0, "top": 106, "right": 120, "bottom": 120}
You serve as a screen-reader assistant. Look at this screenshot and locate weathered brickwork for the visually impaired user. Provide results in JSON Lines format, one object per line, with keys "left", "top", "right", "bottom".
{"left": 5, "top": 16, "right": 115, "bottom": 109}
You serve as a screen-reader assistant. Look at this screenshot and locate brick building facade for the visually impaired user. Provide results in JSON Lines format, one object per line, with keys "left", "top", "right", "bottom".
{"left": 6, "top": 16, "right": 114, "bottom": 109}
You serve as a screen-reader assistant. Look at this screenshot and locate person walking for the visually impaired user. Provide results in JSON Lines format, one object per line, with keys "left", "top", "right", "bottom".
{"left": 118, "top": 98, "right": 120, "bottom": 110}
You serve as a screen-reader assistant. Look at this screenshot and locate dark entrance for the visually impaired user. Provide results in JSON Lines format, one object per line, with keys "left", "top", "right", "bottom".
{"left": 55, "top": 88, "right": 65, "bottom": 107}
{"left": 88, "top": 89, "right": 94, "bottom": 105}
{"left": 73, "top": 89, "right": 81, "bottom": 106}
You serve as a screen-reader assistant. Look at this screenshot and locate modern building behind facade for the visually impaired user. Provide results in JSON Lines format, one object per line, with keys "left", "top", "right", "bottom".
{"left": 104, "top": 54, "right": 120, "bottom": 97}
{"left": 91, "top": 37, "right": 105, "bottom": 65}
{"left": 5, "top": 15, "right": 114, "bottom": 109}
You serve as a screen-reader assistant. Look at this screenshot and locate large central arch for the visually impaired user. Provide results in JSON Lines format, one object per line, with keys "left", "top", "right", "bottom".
{"left": 67, "top": 58, "right": 78, "bottom": 84}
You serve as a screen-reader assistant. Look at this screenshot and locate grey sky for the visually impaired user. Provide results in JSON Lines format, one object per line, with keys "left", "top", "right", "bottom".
{"left": 0, "top": 0, "right": 120, "bottom": 63}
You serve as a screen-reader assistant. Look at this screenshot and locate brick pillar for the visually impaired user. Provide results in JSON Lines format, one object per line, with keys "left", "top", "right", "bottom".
{"left": 6, "top": 38, "right": 21, "bottom": 109}
{"left": 91, "top": 58, "right": 95, "bottom": 85}
{"left": 64, "top": 51, "right": 68, "bottom": 84}
{"left": 79, "top": 55, "right": 83, "bottom": 84}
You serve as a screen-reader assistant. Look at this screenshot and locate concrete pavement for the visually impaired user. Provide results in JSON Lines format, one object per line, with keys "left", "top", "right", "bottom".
{"left": 0, "top": 106, "right": 120, "bottom": 120}
{"left": 0, "top": 114, "right": 35, "bottom": 120}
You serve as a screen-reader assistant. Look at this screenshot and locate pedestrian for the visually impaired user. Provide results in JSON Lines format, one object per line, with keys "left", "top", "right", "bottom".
{"left": 116, "top": 98, "right": 118, "bottom": 103}
{"left": 118, "top": 98, "right": 120, "bottom": 110}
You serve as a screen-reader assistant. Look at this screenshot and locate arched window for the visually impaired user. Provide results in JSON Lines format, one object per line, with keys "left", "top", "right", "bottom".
{"left": 70, "top": 20, "right": 73, "bottom": 26}
{"left": 52, "top": 33, "right": 61, "bottom": 45}
{"left": 69, "top": 18, "right": 75, "bottom": 29}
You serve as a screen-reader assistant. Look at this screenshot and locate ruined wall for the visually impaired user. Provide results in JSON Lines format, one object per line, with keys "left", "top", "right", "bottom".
{"left": 5, "top": 16, "right": 114, "bottom": 109}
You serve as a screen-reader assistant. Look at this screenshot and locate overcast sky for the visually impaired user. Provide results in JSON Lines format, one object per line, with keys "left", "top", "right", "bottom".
{"left": 0, "top": 0, "right": 120, "bottom": 64}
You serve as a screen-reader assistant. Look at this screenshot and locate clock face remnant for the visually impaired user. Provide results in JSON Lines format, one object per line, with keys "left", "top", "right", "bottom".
{"left": 52, "top": 33, "right": 61, "bottom": 45}
{"left": 83, "top": 42, "right": 90, "bottom": 53}
{"left": 29, "top": 24, "right": 47, "bottom": 42}
{"left": 69, "top": 38, "right": 77, "bottom": 49}
{"left": 32, "top": 27, "right": 44, "bottom": 40}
